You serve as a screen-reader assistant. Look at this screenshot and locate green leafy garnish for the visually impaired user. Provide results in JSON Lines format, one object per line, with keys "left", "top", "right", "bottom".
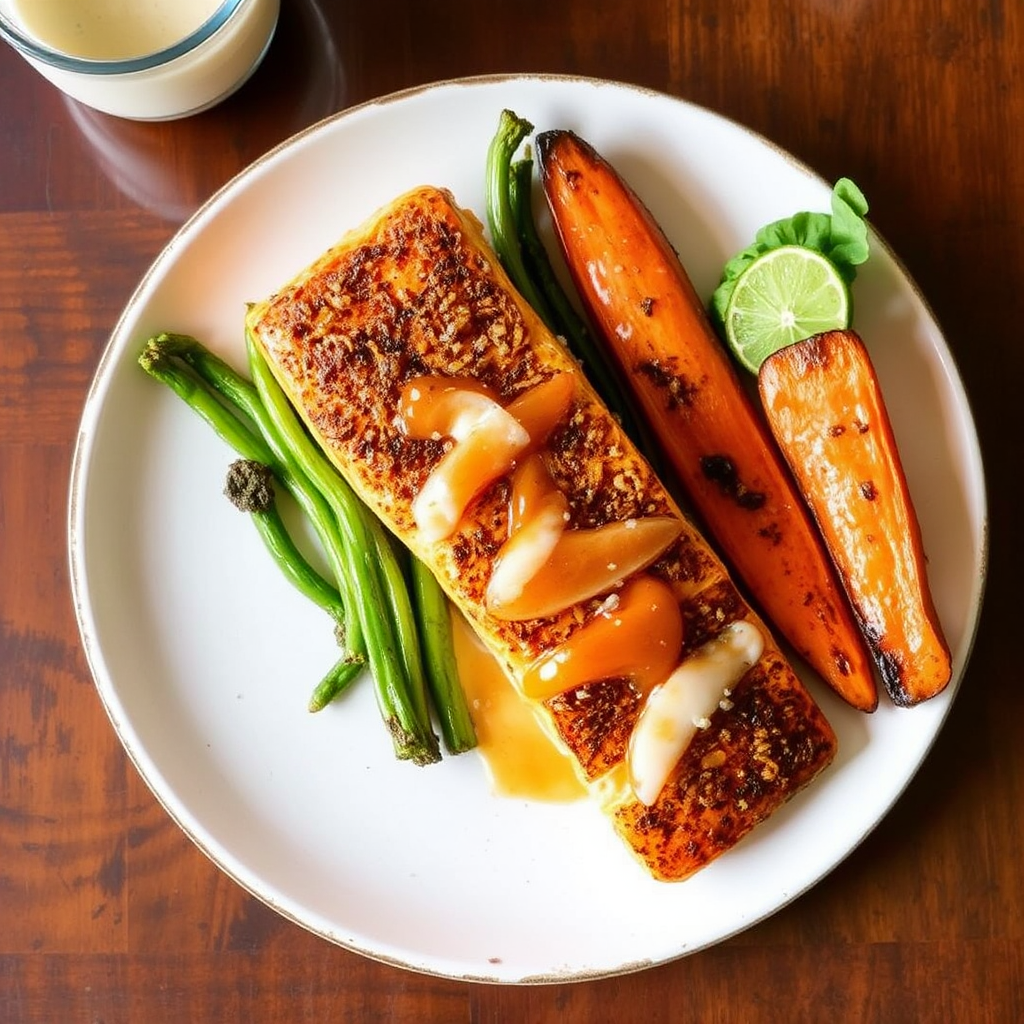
{"left": 710, "top": 177, "right": 870, "bottom": 326}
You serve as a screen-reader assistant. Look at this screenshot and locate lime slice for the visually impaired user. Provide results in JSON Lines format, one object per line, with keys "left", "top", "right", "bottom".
{"left": 723, "top": 245, "right": 851, "bottom": 373}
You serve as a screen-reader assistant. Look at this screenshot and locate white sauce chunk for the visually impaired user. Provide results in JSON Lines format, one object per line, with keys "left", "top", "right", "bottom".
{"left": 485, "top": 502, "right": 568, "bottom": 608}
{"left": 411, "top": 399, "right": 530, "bottom": 542}
{"left": 627, "top": 620, "right": 765, "bottom": 807}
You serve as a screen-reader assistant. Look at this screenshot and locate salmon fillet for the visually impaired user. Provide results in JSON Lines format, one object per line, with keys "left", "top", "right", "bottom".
{"left": 244, "top": 184, "right": 837, "bottom": 881}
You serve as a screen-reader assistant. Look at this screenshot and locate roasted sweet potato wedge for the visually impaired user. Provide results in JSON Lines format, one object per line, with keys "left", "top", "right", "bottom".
{"left": 536, "top": 129, "right": 878, "bottom": 712}
{"left": 758, "top": 329, "right": 951, "bottom": 705}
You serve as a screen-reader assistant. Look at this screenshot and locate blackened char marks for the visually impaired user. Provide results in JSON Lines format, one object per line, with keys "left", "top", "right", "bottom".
{"left": 636, "top": 358, "right": 700, "bottom": 411}
{"left": 876, "top": 645, "right": 913, "bottom": 707}
{"left": 699, "top": 454, "right": 766, "bottom": 510}
{"left": 678, "top": 580, "right": 748, "bottom": 649}
{"left": 545, "top": 405, "right": 672, "bottom": 529}
{"left": 611, "top": 656, "right": 836, "bottom": 880}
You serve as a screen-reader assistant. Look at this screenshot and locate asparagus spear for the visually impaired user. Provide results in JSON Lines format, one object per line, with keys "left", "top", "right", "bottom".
{"left": 509, "top": 153, "right": 591, "bottom": 349}
{"left": 410, "top": 558, "right": 477, "bottom": 754}
{"left": 245, "top": 332, "right": 441, "bottom": 765}
{"left": 486, "top": 113, "right": 653, "bottom": 461}
{"left": 308, "top": 655, "right": 363, "bottom": 713}
{"left": 138, "top": 338, "right": 274, "bottom": 466}
{"left": 485, "top": 109, "right": 559, "bottom": 330}
{"left": 223, "top": 463, "right": 363, "bottom": 705}
{"left": 139, "top": 342, "right": 366, "bottom": 711}
{"left": 142, "top": 333, "right": 475, "bottom": 755}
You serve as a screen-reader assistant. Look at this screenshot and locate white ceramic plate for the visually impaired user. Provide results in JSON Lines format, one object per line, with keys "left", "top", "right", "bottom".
{"left": 69, "top": 75, "right": 987, "bottom": 983}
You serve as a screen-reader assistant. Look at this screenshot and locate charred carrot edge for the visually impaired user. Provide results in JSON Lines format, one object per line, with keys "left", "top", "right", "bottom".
{"left": 758, "top": 330, "right": 952, "bottom": 706}
{"left": 536, "top": 129, "right": 878, "bottom": 712}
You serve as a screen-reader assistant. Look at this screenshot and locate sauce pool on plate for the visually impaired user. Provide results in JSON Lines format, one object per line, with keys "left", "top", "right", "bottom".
{"left": 451, "top": 613, "right": 584, "bottom": 803}
{"left": 9, "top": 0, "right": 222, "bottom": 60}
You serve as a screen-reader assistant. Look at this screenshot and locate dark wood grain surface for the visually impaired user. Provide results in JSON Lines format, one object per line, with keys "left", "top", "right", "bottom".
{"left": 0, "top": 1, "right": 1017, "bottom": 1020}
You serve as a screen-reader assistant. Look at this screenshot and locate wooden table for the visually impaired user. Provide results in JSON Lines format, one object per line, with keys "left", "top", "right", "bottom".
{"left": 0, "top": 1, "right": 1017, "bottom": 1020}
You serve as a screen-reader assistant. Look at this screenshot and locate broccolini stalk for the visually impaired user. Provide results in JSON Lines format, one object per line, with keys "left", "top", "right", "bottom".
{"left": 140, "top": 335, "right": 365, "bottom": 678}
{"left": 245, "top": 331, "right": 441, "bottom": 766}
{"left": 223, "top": 458, "right": 346, "bottom": 623}
{"left": 410, "top": 558, "right": 477, "bottom": 755}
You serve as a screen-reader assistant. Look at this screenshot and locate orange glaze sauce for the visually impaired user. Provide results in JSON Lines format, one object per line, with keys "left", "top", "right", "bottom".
{"left": 399, "top": 374, "right": 575, "bottom": 546}
{"left": 521, "top": 574, "right": 684, "bottom": 700}
{"left": 451, "top": 613, "right": 585, "bottom": 803}
{"left": 405, "top": 371, "right": 687, "bottom": 804}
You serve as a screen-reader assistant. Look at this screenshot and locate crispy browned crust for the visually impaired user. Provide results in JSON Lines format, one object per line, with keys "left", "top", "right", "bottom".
{"left": 245, "top": 185, "right": 837, "bottom": 881}
{"left": 598, "top": 653, "right": 834, "bottom": 880}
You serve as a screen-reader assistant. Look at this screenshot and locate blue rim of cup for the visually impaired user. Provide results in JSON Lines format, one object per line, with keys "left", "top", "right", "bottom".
{"left": 0, "top": 0, "right": 248, "bottom": 74}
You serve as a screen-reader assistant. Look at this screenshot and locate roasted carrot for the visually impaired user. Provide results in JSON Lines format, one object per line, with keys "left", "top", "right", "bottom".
{"left": 758, "top": 329, "right": 951, "bottom": 706}
{"left": 536, "top": 129, "right": 878, "bottom": 712}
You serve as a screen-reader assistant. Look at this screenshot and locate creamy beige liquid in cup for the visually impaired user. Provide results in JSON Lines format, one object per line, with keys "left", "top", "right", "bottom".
{"left": 9, "top": 0, "right": 222, "bottom": 59}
